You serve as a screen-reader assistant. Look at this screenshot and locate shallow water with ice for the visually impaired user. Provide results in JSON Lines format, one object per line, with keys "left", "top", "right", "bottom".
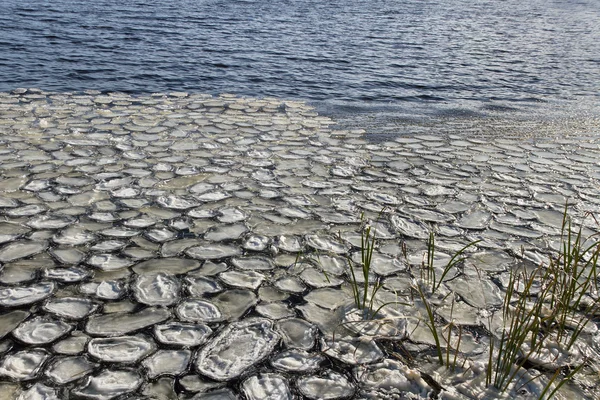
{"left": 0, "top": 90, "right": 599, "bottom": 399}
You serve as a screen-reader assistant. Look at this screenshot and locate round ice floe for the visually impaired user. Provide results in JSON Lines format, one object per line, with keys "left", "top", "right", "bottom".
{"left": 156, "top": 195, "right": 198, "bottom": 210}
{"left": 0, "top": 240, "right": 48, "bottom": 262}
{"left": 49, "top": 247, "right": 86, "bottom": 265}
{"left": 176, "top": 299, "right": 223, "bottom": 323}
{"left": 154, "top": 322, "right": 213, "bottom": 347}
{"left": 144, "top": 228, "right": 177, "bottom": 242}
{"left": 243, "top": 234, "right": 270, "bottom": 251}
{"left": 196, "top": 191, "right": 230, "bottom": 202}
{"left": 0, "top": 349, "right": 49, "bottom": 381}
{"left": 88, "top": 335, "right": 156, "bottom": 363}
{"left": 274, "top": 276, "right": 306, "bottom": 294}
{"left": 305, "top": 234, "right": 349, "bottom": 254}
{"left": 12, "top": 316, "right": 72, "bottom": 345}
{"left": 43, "top": 297, "right": 98, "bottom": 319}
{"left": 353, "top": 359, "right": 416, "bottom": 393}
{"left": 300, "top": 267, "right": 344, "bottom": 288}
{"left": 0, "top": 310, "right": 30, "bottom": 339}
{"left": 322, "top": 338, "right": 383, "bottom": 365}
{"left": 204, "top": 224, "right": 248, "bottom": 241}
{"left": 52, "top": 334, "right": 90, "bottom": 355}
{"left": 99, "top": 227, "right": 139, "bottom": 238}
{"left": 86, "top": 254, "right": 134, "bottom": 271}
{"left": 185, "top": 276, "right": 223, "bottom": 296}
{"left": 212, "top": 289, "right": 258, "bottom": 321}
{"left": 232, "top": 256, "right": 275, "bottom": 271}
{"left": 256, "top": 302, "right": 295, "bottom": 320}
{"left": 79, "top": 281, "right": 125, "bottom": 300}
{"left": 217, "top": 207, "right": 247, "bottom": 223}
{"left": 133, "top": 273, "right": 180, "bottom": 306}
{"left": 45, "top": 356, "right": 97, "bottom": 384}
{"left": 26, "top": 215, "right": 74, "bottom": 230}
{"left": 219, "top": 270, "right": 264, "bottom": 290}
{"left": 85, "top": 308, "right": 171, "bottom": 336}
{"left": 389, "top": 215, "right": 430, "bottom": 240}
{"left": 275, "top": 235, "right": 303, "bottom": 253}
{"left": 16, "top": 382, "right": 59, "bottom": 400}
{"left": 271, "top": 349, "right": 325, "bottom": 372}
{"left": 297, "top": 371, "right": 355, "bottom": 399}
{"left": 185, "top": 243, "right": 241, "bottom": 260}
{"left": 73, "top": 369, "right": 143, "bottom": 399}
{"left": 276, "top": 318, "right": 317, "bottom": 350}
{"left": 53, "top": 227, "right": 97, "bottom": 246}
{"left": 0, "top": 282, "right": 55, "bottom": 308}
{"left": 6, "top": 204, "right": 47, "bottom": 217}
{"left": 132, "top": 257, "right": 200, "bottom": 275}
{"left": 242, "top": 373, "right": 293, "bottom": 400}
{"left": 195, "top": 318, "right": 280, "bottom": 381}
{"left": 142, "top": 349, "right": 191, "bottom": 379}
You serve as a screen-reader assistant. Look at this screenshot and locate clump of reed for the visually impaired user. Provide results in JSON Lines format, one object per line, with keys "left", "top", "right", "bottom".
{"left": 487, "top": 207, "right": 599, "bottom": 397}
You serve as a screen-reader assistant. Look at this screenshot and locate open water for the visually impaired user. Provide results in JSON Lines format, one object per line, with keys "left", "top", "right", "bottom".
{"left": 1, "top": 0, "right": 599, "bottom": 123}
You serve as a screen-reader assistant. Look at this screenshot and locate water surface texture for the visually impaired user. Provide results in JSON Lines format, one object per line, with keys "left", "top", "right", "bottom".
{"left": 1, "top": 0, "right": 599, "bottom": 119}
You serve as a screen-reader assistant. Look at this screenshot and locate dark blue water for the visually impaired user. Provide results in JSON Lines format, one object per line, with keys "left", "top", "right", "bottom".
{"left": 1, "top": 0, "right": 599, "bottom": 121}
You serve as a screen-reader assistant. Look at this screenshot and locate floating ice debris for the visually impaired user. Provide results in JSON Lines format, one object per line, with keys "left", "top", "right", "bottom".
{"left": 12, "top": 316, "right": 72, "bottom": 345}
{"left": 45, "top": 356, "right": 97, "bottom": 384}
{"left": 142, "top": 349, "right": 191, "bottom": 379}
{"left": 154, "top": 323, "right": 213, "bottom": 347}
{"left": 0, "top": 282, "right": 55, "bottom": 307}
{"left": 73, "top": 369, "right": 143, "bottom": 400}
{"left": 322, "top": 338, "right": 384, "bottom": 365}
{"left": 0, "top": 349, "right": 49, "bottom": 381}
{"left": 271, "top": 349, "right": 325, "bottom": 372}
{"left": 276, "top": 318, "right": 317, "bottom": 350}
{"left": 53, "top": 333, "right": 90, "bottom": 355}
{"left": 0, "top": 240, "right": 48, "bottom": 262}
{"left": 241, "top": 373, "right": 293, "bottom": 400}
{"left": 43, "top": 297, "right": 98, "bottom": 319}
{"left": 297, "top": 370, "right": 355, "bottom": 399}
{"left": 133, "top": 273, "right": 180, "bottom": 306}
{"left": 88, "top": 335, "right": 156, "bottom": 363}
{"left": 195, "top": 318, "right": 280, "bottom": 381}
{"left": 85, "top": 308, "right": 170, "bottom": 336}
{"left": 185, "top": 243, "right": 241, "bottom": 260}
{"left": 176, "top": 299, "right": 224, "bottom": 323}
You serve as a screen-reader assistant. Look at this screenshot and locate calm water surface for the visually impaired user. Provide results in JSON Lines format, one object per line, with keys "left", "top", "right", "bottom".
{"left": 1, "top": 0, "right": 599, "bottom": 124}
